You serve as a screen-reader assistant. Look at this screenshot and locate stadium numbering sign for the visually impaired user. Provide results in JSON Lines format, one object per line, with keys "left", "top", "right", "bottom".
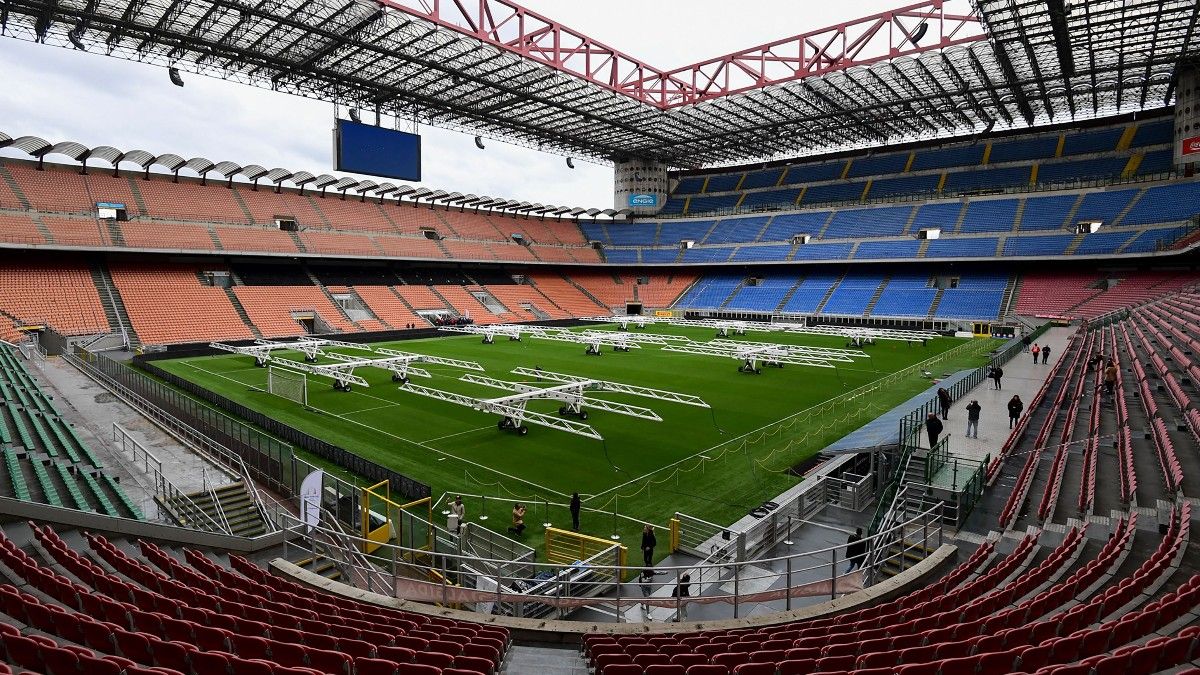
{"left": 334, "top": 118, "right": 422, "bottom": 181}
{"left": 1183, "top": 136, "right": 1200, "bottom": 157}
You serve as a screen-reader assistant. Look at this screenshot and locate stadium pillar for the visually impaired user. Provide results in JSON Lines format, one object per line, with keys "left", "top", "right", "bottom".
{"left": 613, "top": 157, "right": 669, "bottom": 215}
{"left": 1175, "top": 67, "right": 1200, "bottom": 174}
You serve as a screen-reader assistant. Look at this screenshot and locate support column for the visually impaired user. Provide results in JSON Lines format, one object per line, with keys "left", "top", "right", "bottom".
{"left": 613, "top": 157, "right": 669, "bottom": 216}
{"left": 1175, "top": 67, "right": 1200, "bottom": 174}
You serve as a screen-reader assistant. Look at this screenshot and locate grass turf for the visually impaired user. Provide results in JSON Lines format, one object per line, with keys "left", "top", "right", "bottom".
{"left": 152, "top": 325, "right": 990, "bottom": 554}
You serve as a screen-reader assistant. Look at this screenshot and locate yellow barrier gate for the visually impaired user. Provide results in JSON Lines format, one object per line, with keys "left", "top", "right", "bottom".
{"left": 360, "top": 480, "right": 433, "bottom": 560}
{"left": 545, "top": 527, "right": 627, "bottom": 568}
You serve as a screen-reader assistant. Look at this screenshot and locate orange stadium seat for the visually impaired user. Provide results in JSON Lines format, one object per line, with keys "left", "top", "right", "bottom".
{"left": 83, "top": 173, "right": 141, "bottom": 214}
{"left": 386, "top": 204, "right": 446, "bottom": 235}
{"left": 483, "top": 285, "right": 570, "bottom": 320}
{"left": 526, "top": 274, "right": 607, "bottom": 317}
{"left": 233, "top": 186, "right": 325, "bottom": 226}
{"left": 41, "top": 217, "right": 110, "bottom": 246}
{"left": 0, "top": 213, "right": 48, "bottom": 245}
{"left": 373, "top": 236, "right": 446, "bottom": 260}
{"left": 431, "top": 286, "right": 504, "bottom": 323}
{"left": 232, "top": 286, "right": 357, "bottom": 338}
{"left": 439, "top": 239, "right": 495, "bottom": 261}
{"left": 393, "top": 286, "right": 450, "bottom": 311}
{"left": 214, "top": 226, "right": 299, "bottom": 253}
{"left": 0, "top": 260, "right": 109, "bottom": 335}
{"left": 439, "top": 210, "right": 507, "bottom": 240}
{"left": 136, "top": 176, "right": 248, "bottom": 223}
{"left": 308, "top": 195, "right": 399, "bottom": 234}
{"left": 109, "top": 263, "right": 255, "bottom": 344}
{"left": 486, "top": 241, "right": 537, "bottom": 262}
{"left": 297, "top": 231, "right": 380, "bottom": 256}
{"left": 3, "top": 163, "right": 94, "bottom": 212}
{"left": 120, "top": 222, "right": 216, "bottom": 251}
{"left": 352, "top": 287, "right": 429, "bottom": 328}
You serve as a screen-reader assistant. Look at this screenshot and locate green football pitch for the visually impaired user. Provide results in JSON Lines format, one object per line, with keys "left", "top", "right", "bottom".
{"left": 152, "top": 325, "right": 991, "bottom": 553}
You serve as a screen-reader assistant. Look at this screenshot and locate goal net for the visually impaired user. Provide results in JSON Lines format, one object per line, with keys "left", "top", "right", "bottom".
{"left": 268, "top": 366, "right": 308, "bottom": 406}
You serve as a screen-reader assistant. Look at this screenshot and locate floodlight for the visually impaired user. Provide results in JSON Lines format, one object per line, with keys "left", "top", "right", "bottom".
{"left": 68, "top": 29, "right": 86, "bottom": 50}
{"left": 348, "top": 108, "right": 361, "bottom": 123}
{"left": 168, "top": 67, "right": 185, "bottom": 87}
{"left": 566, "top": 157, "right": 575, "bottom": 169}
{"left": 474, "top": 136, "right": 486, "bottom": 150}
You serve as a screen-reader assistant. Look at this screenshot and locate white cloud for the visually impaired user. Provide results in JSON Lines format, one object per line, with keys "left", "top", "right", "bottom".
{"left": 0, "top": 1, "right": 903, "bottom": 207}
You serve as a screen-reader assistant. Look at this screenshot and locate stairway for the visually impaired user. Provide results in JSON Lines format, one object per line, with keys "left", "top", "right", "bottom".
{"left": 1111, "top": 189, "right": 1145, "bottom": 227}
{"left": 89, "top": 262, "right": 139, "bottom": 346}
{"left": 813, "top": 270, "right": 848, "bottom": 314}
{"left": 159, "top": 481, "right": 268, "bottom": 538}
{"left": 1011, "top": 198, "right": 1028, "bottom": 232}
{"left": 1000, "top": 274, "right": 1022, "bottom": 320}
{"left": 1064, "top": 231, "right": 1088, "bottom": 255}
{"left": 105, "top": 220, "right": 126, "bottom": 246}
{"left": 774, "top": 275, "right": 808, "bottom": 314}
{"left": 719, "top": 280, "right": 747, "bottom": 310}
{"left": 862, "top": 276, "right": 891, "bottom": 317}
{"left": 288, "top": 550, "right": 343, "bottom": 581}
{"left": 561, "top": 273, "right": 608, "bottom": 310}
{"left": 305, "top": 268, "right": 356, "bottom": 324}
{"left": 223, "top": 288, "right": 263, "bottom": 338}
{"left": 303, "top": 195, "right": 335, "bottom": 228}
{"left": 875, "top": 538, "right": 937, "bottom": 580}
{"left": 927, "top": 287, "right": 946, "bottom": 318}
{"left": 0, "top": 166, "right": 31, "bottom": 208}
{"left": 501, "top": 645, "right": 588, "bottom": 675}
{"left": 229, "top": 189, "right": 258, "bottom": 224}
{"left": 1061, "top": 194, "right": 1086, "bottom": 228}
{"left": 206, "top": 225, "right": 224, "bottom": 250}
{"left": 123, "top": 176, "right": 149, "bottom": 216}
{"left": 288, "top": 231, "right": 308, "bottom": 253}
{"left": 30, "top": 214, "right": 54, "bottom": 243}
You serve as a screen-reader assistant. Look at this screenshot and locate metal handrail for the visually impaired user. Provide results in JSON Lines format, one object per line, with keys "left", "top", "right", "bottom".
{"left": 276, "top": 499, "right": 945, "bottom": 621}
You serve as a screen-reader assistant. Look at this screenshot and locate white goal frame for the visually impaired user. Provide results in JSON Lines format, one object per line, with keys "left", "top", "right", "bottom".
{"left": 268, "top": 365, "right": 308, "bottom": 406}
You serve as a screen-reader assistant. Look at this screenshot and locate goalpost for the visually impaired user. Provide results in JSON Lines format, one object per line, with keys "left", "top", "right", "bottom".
{"left": 267, "top": 366, "right": 308, "bottom": 406}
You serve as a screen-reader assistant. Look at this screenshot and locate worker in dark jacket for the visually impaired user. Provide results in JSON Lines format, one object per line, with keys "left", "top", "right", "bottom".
{"left": 641, "top": 525, "right": 657, "bottom": 568}
{"left": 937, "top": 387, "right": 952, "bottom": 420}
{"left": 569, "top": 492, "right": 581, "bottom": 531}
{"left": 925, "top": 412, "right": 944, "bottom": 448}
{"left": 966, "top": 400, "right": 982, "bottom": 439}
{"left": 1008, "top": 395, "right": 1024, "bottom": 429}
{"left": 845, "top": 527, "right": 867, "bottom": 572}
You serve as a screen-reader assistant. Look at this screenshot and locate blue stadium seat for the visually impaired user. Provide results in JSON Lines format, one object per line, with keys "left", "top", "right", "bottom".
{"left": 579, "top": 223, "right": 608, "bottom": 244}
{"left": 1130, "top": 119, "right": 1174, "bottom": 148}
{"left": 988, "top": 136, "right": 1059, "bottom": 163}
{"left": 823, "top": 206, "right": 911, "bottom": 239}
{"left": 1074, "top": 189, "right": 1139, "bottom": 223}
{"left": 871, "top": 274, "right": 936, "bottom": 317}
{"left": 934, "top": 274, "right": 1008, "bottom": 319}
{"left": 1122, "top": 225, "right": 1191, "bottom": 253}
{"left": 675, "top": 274, "right": 742, "bottom": 309}
{"left": 740, "top": 188, "right": 801, "bottom": 209}
{"left": 870, "top": 174, "right": 941, "bottom": 199}
{"left": 704, "top": 174, "right": 742, "bottom": 193}
{"left": 781, "top": 274, "right": 840, "bottom": 313}
{"left": 1018, "top": 195, "right": 1077, "bottom": 230}
{"left": 725, "top": 276, "right": 796, "bottom": 311}
{"left": 943, "top": 166, "right": 1030, "bottom": 192}
{"left": 760, "top": 211, "right": 829, "bottom": 242}
{"left": 792, "top": 242, "right": 853, "bottom": 261}
{"left": 1062, "top": 127, "right": 1122, "bottom": 155}
{"left": 959, "top": 200, "right": 1019, "bottom": 233}
{"left": 641, "top": 248, "right": 680, "bottom": 263}
{"left": 855, "top": 239, "right": 921, "bottom": 260}
{"left": 1037, "top": 157, "right": 1129, "bottom": 183}
{"left": 740, "top": 167, "right": 786, "bottom": 190}
{"left": 781, "top": 162, "right": 845, "bottom": 184}
{"left": 1003, "top": 234, "right": 1074, "bottom": 256}
{"left": 660, "top": 197, "right": 687, "bottom": 215}
{"left": 822, "top": 275, "right": 885, "bottom": 315}
{"left": 1122, "top": 182, "right": 1200, "bottom": 225}
{"left": 730, "top": 245, "right": 792, "bottom": 262}
{"left": 926, "top": 237, "right": 999, "bottom": 258}
{"left": 680, "top": 247, "right": 733, "bottom": 263}
{"left": 911, "top": 202, "right": 963, "bottom": 232}
{"left": 659, "top": 220, "right": 714, "bottom": 245}
{"left": 705, "top": 217, "right": 770, "bottom": 244}
{"left": 846, "top": 153, "right": 909, "bottom": 178}
{"left": 1138, "top": 150, "right": 1174, "bottom": 175}
{"left": 604, "top": 249, "right": 640, "bottom": 263}
{"left": 911, "top": 145, "right": 984, "bottom": 171}
{"left": 673, "top": 176, "right": 706, "bottom": 195}
{"left": 607, "top": 224, "right": 657, "bottom": 246}
{"left": 1074, "top": 230, "right": 1136, "bottom": 255}
{"left": 803, "top": 182, "right": 865, "bottom": 205}
{"left": 686, "top": 194, "right": 740, "bottom": 214}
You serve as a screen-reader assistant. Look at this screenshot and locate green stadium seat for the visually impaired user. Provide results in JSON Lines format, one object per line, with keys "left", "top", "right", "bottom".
{"left": 31, "top": 459, "right": 62, "bottom": 508}
{"left": 101, "top": 474, "right": 143, "bottom": 520}
{"left": 53, "top": 462, "right": 89, "bottom": 511}
{"left": 4, "top": 449, "right": 30, "bottom": 502}
{"left": 79, "top": 470, "right": 119, "bottom": 516}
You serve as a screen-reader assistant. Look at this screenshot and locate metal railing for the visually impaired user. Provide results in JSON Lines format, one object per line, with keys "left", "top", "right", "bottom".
{"left": 278, "top": 499, "right": 945, "bottom": 622}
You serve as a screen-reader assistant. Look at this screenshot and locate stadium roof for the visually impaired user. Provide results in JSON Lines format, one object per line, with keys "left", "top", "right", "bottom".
{"left": 1, "top": 0, "right": 1198, "bottom": 168}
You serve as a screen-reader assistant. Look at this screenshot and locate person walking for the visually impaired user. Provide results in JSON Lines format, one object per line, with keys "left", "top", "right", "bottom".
{"left": 1104, "top": 359, "right": 1119, "bottom": 397}
{"left": 1031, "top": 343, "right": 1040, "bottom": 364}
{"left": 507, "top": 503, "right": 526, "bottom": 536}
{"left": 845, "top": 527, "right": 867, "bottom": 572}
{"left": 937, "top": 387, "right": 952, "bottom": 420}
{"left": 671, "top": 573, "right": 692, "bottom": 622}
{"left": 1008, "top": 395, "right": 1024, "bottom": 429}
{"left": 448, "top": 496, "right": 465, "bottom": 534}
{"left": 641, "top": 525, "right": 657, "bottom": 568}
{"left": 925, "top": 412, "right": 944, "bottom": 448}
{"left": 991, "top": 365, "right": 1004, "bottom": 390}
{"left": 1041, "top": 345, "right": 1051, "bottom": 364}
{"left": 569, "top": 492, "right": 581, "bottom": 532}
{"left": 1022, "top": 334, "right": 1031, "bottom": 352}
{"left": 638, "top": 569, "right": 654, "bottom": 617}
{"left": 966, "top": 400, "right": 982, "bottom": 439}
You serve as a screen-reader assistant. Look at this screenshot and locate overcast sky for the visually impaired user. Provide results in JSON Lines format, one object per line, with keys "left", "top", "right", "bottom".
{"left": 0, "top": 0, "right": 912, "bottom": 207}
